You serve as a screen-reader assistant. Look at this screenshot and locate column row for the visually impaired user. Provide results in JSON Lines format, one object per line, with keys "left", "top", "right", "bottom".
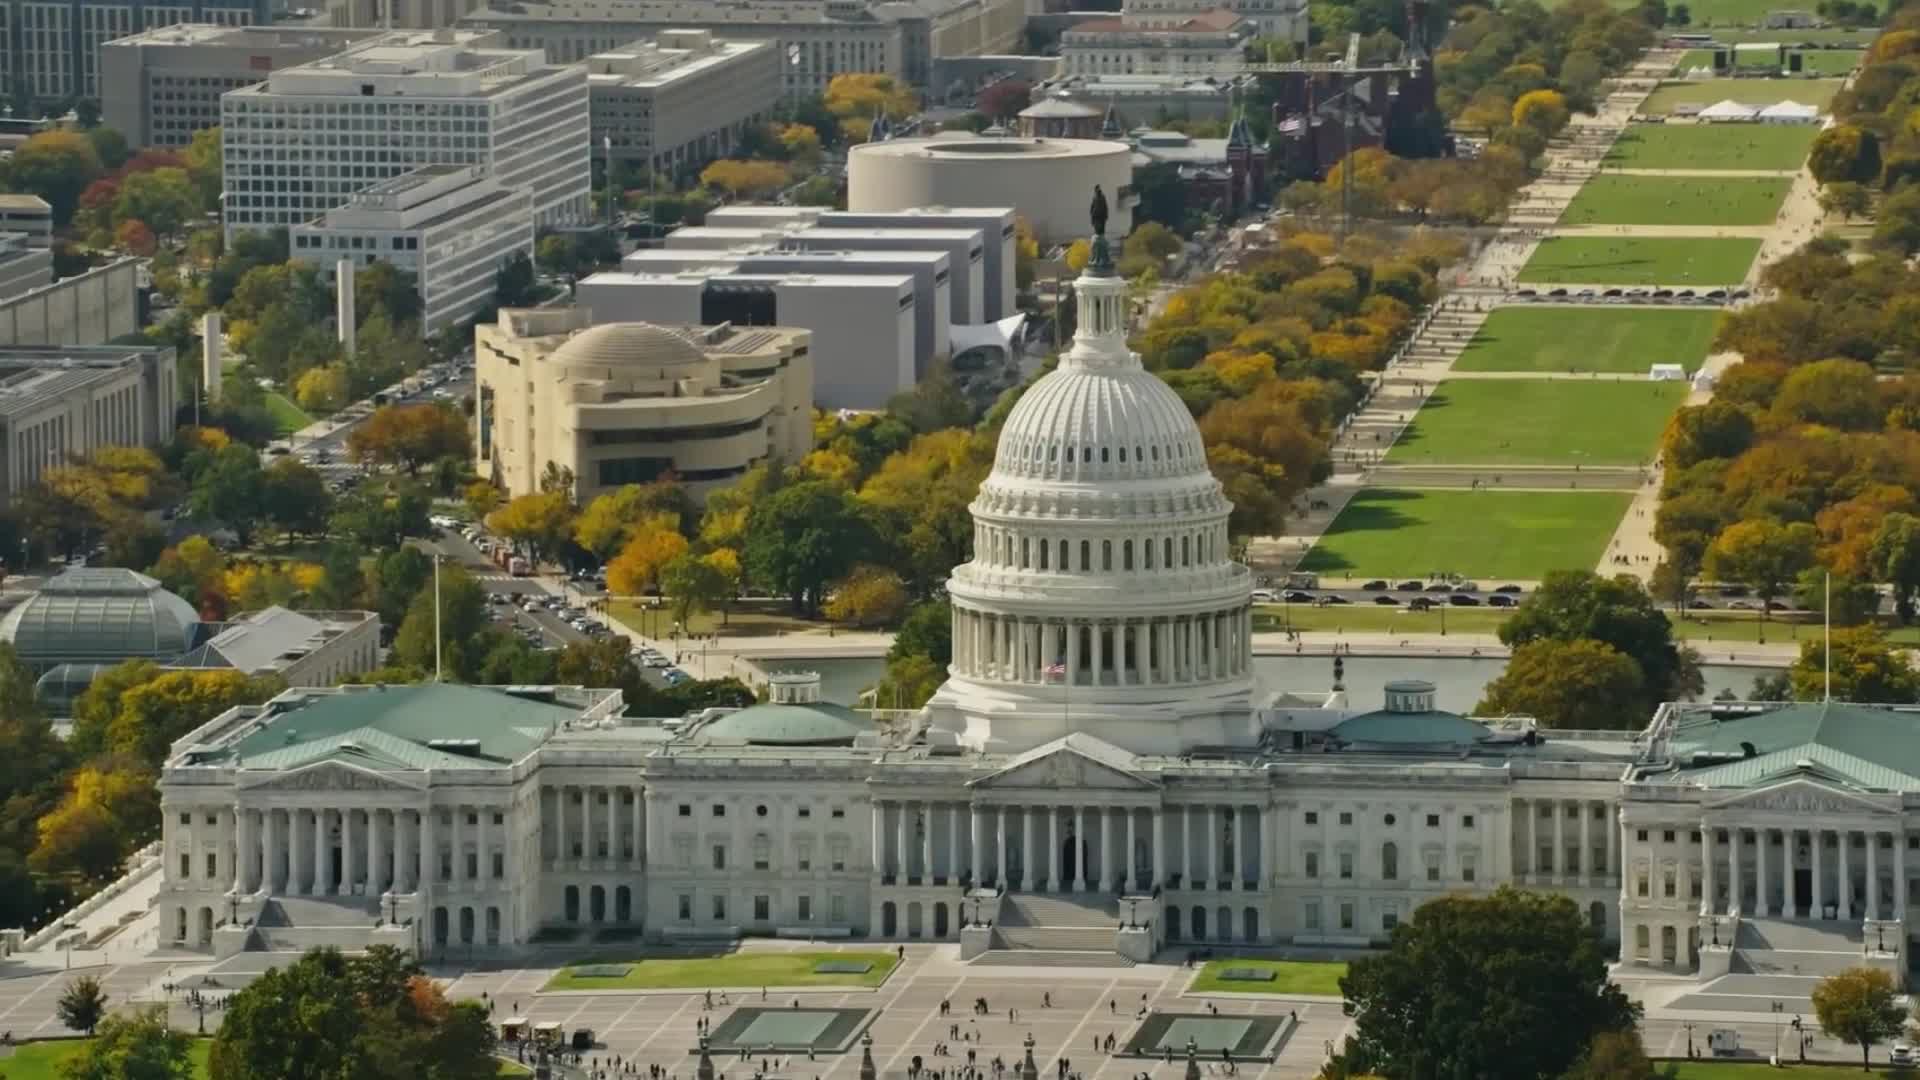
{"left": 544, "top": 785, "right": 645, "bottom": 866}
{"left": 1513, "top": 797, "right": 1615, "bottom": 882}
{"left": 225, "top": 805, "right": 511, "bottom": 899}
{"left": 953, "top": 609, "right": 1252, "bottom": 687}
{"left": 1700, "top": 824, "right": 1909, "bottom": 922}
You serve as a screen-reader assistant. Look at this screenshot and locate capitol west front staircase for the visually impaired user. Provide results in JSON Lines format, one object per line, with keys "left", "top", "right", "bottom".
{"left": 970, "top": 893, "right": 1136, "bottom": 967}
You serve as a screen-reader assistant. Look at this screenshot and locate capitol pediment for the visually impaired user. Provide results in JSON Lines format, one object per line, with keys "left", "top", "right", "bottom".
{"left": 974, "top": 734, "right": 1157, "bottom": 791}
{"left": 241, "top": 761, "right": 423, "bottom": 795}
{"left": 1706, "top": 778, "right": 1893, "bottom": 817}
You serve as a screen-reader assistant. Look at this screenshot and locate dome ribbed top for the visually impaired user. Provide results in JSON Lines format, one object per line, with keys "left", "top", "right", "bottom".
{"left": 552, "top": 323, "right": 704, "bottom": 371}
{"left": 991, "top": 361, "right": 1207, "bottom": 485}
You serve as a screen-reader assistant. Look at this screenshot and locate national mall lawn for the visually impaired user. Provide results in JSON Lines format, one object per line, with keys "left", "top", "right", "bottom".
{"left": 1600, "top": 122, "right": 1819, "bottom": 171}
{"left": 1296, "top": 489, "right": 1630, "bottom": 581}
{"left": 1558, "top": 175, "right": 1790, "bottom": 227}
{"left": 1517, "top": 236, "right": 1761, "bottom": 286}
{"left": 1451, "top": 306, "right": 1719, "bottom": 374}
{"left": 1383, "top": 380, "right": 1683, "bottom": 467}
{"left": 1638, "top": 78, "right": 1843, "bottom": 114}
{"left": 1189, "top": 958, "right": 1348, "bottom": 996}
{"left": 542, "top": 951, "right": 898, "bottom": 991}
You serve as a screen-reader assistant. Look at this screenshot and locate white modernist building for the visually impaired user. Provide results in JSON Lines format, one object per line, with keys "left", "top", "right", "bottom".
{"left": 848, "top": 135, "right": 1135, "bottom": 244}
{"left": 150, "top": 225, "right": 1917, "bottom": 1008}
{"left": 220, "top": 29, "right": 589, "bottom": 240}
{"left": 291, "top": 164, "right": 535, "bottom": 336}
{"left": 587, "top": 30, "right": 780, "bottom": 170}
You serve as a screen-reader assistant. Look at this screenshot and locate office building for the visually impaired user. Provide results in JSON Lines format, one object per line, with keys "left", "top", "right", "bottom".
{"left": 99, "top": 24, "right": 381, "bottom": 147}
{"left": 0, "top": 257, "right": 142, "bottom": 346}
{"left": 0, "top": 0, "right": 268, "bottom": 105}
{"left": 291, "top": 164, "right": 535, "bottom": 335}
{"left": 619, "top": 246, "right": 952, "bottom": 375}
{"left": 475, "top": 306, "right": 811, "bottom": 502}
{"left": 703, "top": 204, "right": 1019, "bottom": 320}
{"left": 665, "top": 221, "right": 988, "bottom": 325}
{"left": 1058, "top": 9, "right": 1252, "bottom": 78}
{"left": 586, "top": 30, "right": 778, "bottom": 171}
{"left": 0, "top": 234, "right": 52, "bottom": 299}
{"left": 220, "top": 29, "right": 589, "bottom": 239}
{"left": 168, "top": 605, "right": 383, "bottom": 686}
{"left": 0, "top": 343, "right": 175, "bottom": 501}
{"left": 576, "top": 269, "right": 913, "bottom": 409}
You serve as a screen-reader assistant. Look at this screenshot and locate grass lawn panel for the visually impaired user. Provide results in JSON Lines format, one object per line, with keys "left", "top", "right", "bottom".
{"left": 1190, "top": 959, "right": 1348, "bottom": 995}
{"left": 1385, "top": 380, "right": 1684, "bottom": 467}
{"left": 1, "top": 1040, "right": 214, "bottom": 1080}
{"left": 1517, "top": 236, "right": 1760, "bottom": 286}
{"left": 1297, "top": 489, "right": 1630, "bottom": 581}
{"left": 1715, "top": 27, "right": 1877, "bottom": 43}
{"left": 263, "top": 392, "right": 314, "bottom": 436}
{"left": 1602, "top": 123, "right": 1817, "bottom": 171}
{"left": 608, "top": 598, "right": 828, "bottom": 639}
{"left": 1640, "top": 78, "right": 1842, "bottom": 114}
{"left": 541, "top": 951, "right": 897, "bottom": 991}
{"left": 1453, "top": 307, "right": 1719, "bottom": 374}
{"left": 1559, "top": 174, "right": 1789, "bottom": 226}
{"left": 1667, "top": 1064, "right": 1910, "bottom": 1079}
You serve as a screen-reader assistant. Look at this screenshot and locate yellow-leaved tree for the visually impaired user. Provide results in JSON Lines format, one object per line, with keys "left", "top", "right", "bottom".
{"left": 606, "top": 514, "right": 689, "bottom": 597}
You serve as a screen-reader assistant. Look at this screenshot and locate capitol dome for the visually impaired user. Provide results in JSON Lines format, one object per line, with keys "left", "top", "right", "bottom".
{"left": 551, "top": 323, "right": 705, "bottom": 372}
{"left": 925, "top": 232, "right": 1254, "bottom": 756}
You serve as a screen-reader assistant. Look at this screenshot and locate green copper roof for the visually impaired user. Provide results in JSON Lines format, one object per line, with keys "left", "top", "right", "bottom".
{"left": 226, "top": 684, "right": 573, "bottom": 771}
{"left": 698, "top": 702, "right": 872, "bottom": 746}
{"left": 1672, "top": 701, "right": 1920, "bottom": 791}
{"left": 1330, "top": 709, "right": 1488, "bottom": 747}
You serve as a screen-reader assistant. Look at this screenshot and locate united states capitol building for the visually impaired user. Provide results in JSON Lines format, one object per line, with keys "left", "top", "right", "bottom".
{"left": 154, "top": 223, "right": 1916, "bottom": 992}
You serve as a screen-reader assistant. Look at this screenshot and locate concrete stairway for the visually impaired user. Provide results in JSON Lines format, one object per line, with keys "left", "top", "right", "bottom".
{"left": 1002, "top": 893, "right": 1117, "bottom": 928}
{"left": 970, "top": 950, "right": 1136, "bottom": 969}
{"left": 994, "top": 926, "right": 1116, "bottom": 951}
{"left": 249, "top": 896, "right": 382, "bottom": 952}
{"left": 1732, "top": 918, "right": 1867, "bottom": 977}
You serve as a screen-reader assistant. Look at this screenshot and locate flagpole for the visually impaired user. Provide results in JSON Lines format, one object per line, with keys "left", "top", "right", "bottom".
{"left": 433, "top": 552, "right": 443, "bottom": 683}
{"left": 1823, "top": 570, "right": 1831, "bottom": 703}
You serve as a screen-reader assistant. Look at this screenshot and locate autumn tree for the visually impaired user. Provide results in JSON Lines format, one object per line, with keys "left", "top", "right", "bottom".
{"left": 1477, "top": 639, "right": 1647, "bottom": 729}
{"left": 574, "top": 482, "right": 688, "bottom": 563}
{"left": 824, "top": 564, "right": 910, "bottom": 627}
{"left": 294, "top": 364, "right": 349, "bottom": 413}
{"left": 345, "top": 403, "right": 469, "bottom": 474}
{"left": 660, "top": 550, "right": 732, "bottom": 626}
{"left": 606, "top": 514, "right": 689, "bottom": 597}
{"left": 699, "top": 159, "right": 792, "bottom": 198}
{"left": 485, "top": 491, "right": 576, "bottom": 564}
{"left": 1809, "top": 124, "right": 1883, "bottom": 186}
{"left": 1790, "top": 627, "right": 1920, "bottom": 704}
{"left": 9, "top": 130, "right": 103, "bottom": 224}
{"left": 745, "top": 480, "right": 877, "bottom": 616}
{"left": 1705, "top": 520, "right": 1818, "bottom": 639}
{"left": 823, "top": 73, "right": 916, "bottom": 124}
{"left": 1811, "top": 967, "right": 1906, "bottom": 1071}
{"left": 32, "top": 759, "right": 158, "bottom": 880}
{"left": 1511, "top": 89, "right": 1571, "bottom": 138}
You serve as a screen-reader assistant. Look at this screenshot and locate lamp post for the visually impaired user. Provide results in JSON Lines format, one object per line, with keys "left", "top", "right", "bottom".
{"left": 1772, "top": 1001, "right": 1784, "bottom": 1062}
{"left": 1682, "top": 1021, "right": 1696, "bottom": 1059}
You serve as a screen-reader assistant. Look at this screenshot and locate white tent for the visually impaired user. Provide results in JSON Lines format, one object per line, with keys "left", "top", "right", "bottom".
{"left": 1699, "top": 99, "right": 1762, "bottom": 122}
{"left": 1649, "top": 363, "right": 1686, "bottom": 381}
{"left": 1758, "top": 100, "right": 1821, "bottom": 124}
{"left": 1691, "top": 370, "right": 1717, "bottom": 393}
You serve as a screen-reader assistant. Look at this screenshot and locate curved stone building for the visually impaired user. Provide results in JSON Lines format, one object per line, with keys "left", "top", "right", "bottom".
{"left": 847, "top": 136, "right": 1134, "bottom": 244}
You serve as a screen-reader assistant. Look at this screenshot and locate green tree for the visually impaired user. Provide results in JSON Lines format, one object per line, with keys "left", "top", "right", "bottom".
{"left": 108, "top": 670, "right": 283, "bottom": 767}
{"left": 1820, "top": 180, "right": 1872, "bottom": 222}
{"left": 1476, "top": 639, "right": 1647, "bottom": 730}
{"left": 1339, "top": 888, "right": 1638, "bottom": 1080}
{"left": 1790, "top": 627, "right": 1920, "bottom": 704}
{"left": 659, "top": 551, "right": 729, "bottom": 626}
{"left": 188, "top": 443, "right": 266, "bottom": 546}
{"left": 1497, "top": 571, "right": 1698, "bottom": 703}
{"left": 69, "top": 659, "right": 162, "bottom": 758}
{"left": 261, "top": 458, "right": 332, "bottom": 539}
{"left": 1809, "top": 124, "right": 1883, "bottom": 186}
{"left": 1792, "top": 568, "right": 1879, "bottom": 627}
{"left": 392, "top": 565, "right": 488, "bottom": 679}
{"left": 112, "top": 168, "right": 198, "bottom": 241}
{"left": 1810, "top": 966, "right": 1906, "bottom": 1071}
{"left": 57, "top": 1005, "right": 192, "bottom": 1080}
{"left": 889, "top": 599, "right": 952, "bottom": 666}
{"left": 1771, "top": 358, "right": 1882, "bottom": 430}
{"left": 1556, "top": 1030, "right": 1656, "bottom": 1080}
{"left": 1872, "top": 512, "right": 1920, "bottom": 621}
{"left": 744, "top": 480, "right": 877, "bottom": 617}
{"left": 1703, "top": 519, "right": 1818, "bottom": 639}
{"left": 56, "top": 974, "right": 109, "bottom": 1035}
{"left": 83, "top": 126, "right": 130, "bottom": 171}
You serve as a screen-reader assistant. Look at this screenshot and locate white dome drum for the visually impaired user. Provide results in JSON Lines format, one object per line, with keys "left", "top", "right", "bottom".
{"left": 925, "top": 230, "right": 1254, "bottom": 756}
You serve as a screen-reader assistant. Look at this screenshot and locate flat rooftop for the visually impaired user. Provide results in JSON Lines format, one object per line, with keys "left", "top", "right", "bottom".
{"left": 104, "top": 23, "right": 381, "bottom": 48}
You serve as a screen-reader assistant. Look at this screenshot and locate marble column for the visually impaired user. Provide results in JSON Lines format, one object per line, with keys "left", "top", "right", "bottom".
{"left": 1896, "top": 828, "right": 1907, "bottom": 917}
{"left": 1106, "top": 808, "right": 1120, "bottom": 891}
{"left": 897, "top": 802, "right": 911, "bottom": 880}
{"left": 996, "top": 807, "right": 1008, "bottom": 886}
{"left": 1153, "top": 809, "right": 1166, "bottom": 887}
{"left": 1076, "top": 806, "right": 1088, "bottom": 892}
{"left": 631, "top": 788, "right": 643, "bottom": 864}
{"left": 1869, "top": 832, "right": 1880, "bottom": 920}
{"left": 1579, "top": 802, "right": 1592, "bottom": 881}
{"left": 1731, "top": 827, "right": 1744, "bottom": 912}
{"left": 972, "top": 806, "right": 985, "bottom": 884}
{"left": 369, "top": 810, "right": 385, "bottom": 893}
{"left": 1813, "top": 829, "right": 1825, "bottom": 918}
{"left": 1701, "top": 821, "right": 1715, "bottom": 916}
{"left": 581, "top": 788, "right": 593, "bottom": 864}
{"left": 604, "top": 791, "right": 615, "bottom": 864}
{"left": 1841, "top": 830, "right": 1853, "bottom": 919}
{"left": 1552, "top": 803, "right": 1565, "bottom": 880}
{"left": 1046, "top": 806, "right": 1058, "bottom": 891}
{"left": 422, "top": 807, "right": 438, "bottom": 889}
{"left": 921, "top": 803, "right": 934, "bottom": 882}
{"left": 870, "top": 799, "right": 884, "bottom": 876}
{"left": 1023, "top": 807, "right": 1037, "bottom": 889}
{"left": 478, "top": 808, "right": 492, "bottom": 885}
{"left": 1603, "top": 802, "right": 1615, "bottom": 877}
{"left": 1204, "top": 805, "right": 1217, "bottom": 887}
{"left": 1091, "top": 620, "right": 1105, "bottom": 686}
{"left": 342, "top": 810, "right": 357, "bottom": 895}
{"left": 1757, "top": 827, "right": 1770, "bottom": 916}
{"left": 313, "top": 809, "right": 329, "bottom": 895}
{"left": 232, "top": 808, "right": 249, "bottom": 892}
{"left": 1124, "top": 808, "right": 1137, "bottom": 891}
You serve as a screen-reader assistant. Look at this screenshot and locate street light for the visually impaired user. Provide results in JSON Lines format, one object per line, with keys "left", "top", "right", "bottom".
{"left": 1772, "top": 1001, "right": 1784, "bottom": 1062}
{"left": 1682, "top": 1021, "right": 1696, "bottom": 1059}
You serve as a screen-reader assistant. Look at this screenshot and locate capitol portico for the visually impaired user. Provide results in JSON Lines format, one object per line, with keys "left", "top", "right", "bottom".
{"left": 151, "top": 217, "right": 1915, "bottom": 994}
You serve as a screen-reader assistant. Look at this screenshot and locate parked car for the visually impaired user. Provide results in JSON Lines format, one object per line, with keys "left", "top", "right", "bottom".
{"left": 1493, "top": 584, "right": 1523, "bottom": 594}
{"left": 1408, "top": 597, "right": 1437, "bottom": 611}
{"left": 1396, "top": 580, "right": 1425, "bottom": 592}
{"left": 1251, "top": 588, "right": 1278, "bottom": 602}
{"left": 1487, "top": 594, "right": 1515, "bottom": 608}
{"left": 1284, "top": 590, "right": 1315, "bottom": 603}
{"left": 1448, "top": 594, "right": 1482, "bottom": 606}
{"left": 1361, "top": 580, "right": 1389, "bottom": 591}
{"left": 1372, "top": 595, "right": 1401, "bottom": 606}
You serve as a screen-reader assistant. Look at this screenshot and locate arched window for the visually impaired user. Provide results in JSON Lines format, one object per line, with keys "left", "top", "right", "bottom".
{"left": 1020, "top": 538, "right": 1029, "bottom": 569}
{"left": 1103, "top": 541, "right": 1112, "bottom": 571}
{"left": 1123, "top": 540, "right": 1133, "bottom": 571}
{"left": 1039, "top": 541, "right": 1049, "bottom": 570}
{"left": 1382, "top": 842, "right": 1399, "bottom": 881}
{"left": 1164, "top": 538, "right": 1173, "bottom": 567}
{"left": 1182, "top": 536, "right": 1191, "bottom": 566}
{"left": 1058, "top": 539, "right": 1067, "bottom": 570}
{"left": 1145, "top": 539, "right": 1154, "bottom": 570}
{"left": 1081, "top": 540, "right": 1091, "bottom": 571}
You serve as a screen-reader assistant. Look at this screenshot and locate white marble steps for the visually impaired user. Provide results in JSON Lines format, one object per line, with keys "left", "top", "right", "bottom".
{"left": 968, "top": 950, "right": 1136, "bottom": 969}
{"left": 994, "top": 926, "right": 1117, "bottom": 952}
{"left": 1002, "top": 892, "right": 1119, "bottom": 929}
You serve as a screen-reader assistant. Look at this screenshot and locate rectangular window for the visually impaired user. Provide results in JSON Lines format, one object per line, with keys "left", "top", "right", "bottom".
{"left": 493, "top": 853, "right": 504, "bottom": 878}
{"left": 1636, "top": 829, "right": 1648, "bottom": 842}
{"left": 1383, "top": 911, "right": 1398, "bottom": 931}
{"left": 831, "top": 807, "right": 845, "bottom": 818}
{"left": 798, "top": 807, "right": 811, "bottom": 818}
{"left": 1339, "top": 852, "right": 1353, "bottom": 880}
{"left": 713, "top": 805, "right": 726, "bottom": 817}
{"left": 206, "top": 852, "right": 217, "bottom": 877}
{"left": 1637, "top": 874, "right": 1650, "bottom": 898}
{"left": 1304, "top": 851, "right": 1319, "bottom": 878}
{"left": 1339, "top": 902, "right": 1355, "bottom": 930}
{"left": 180, "top": 853, "right": 190, "bottom": 878}
{"left": 712, "top": 894, "right": 727, "bottom": 921}
{"left": 1426, "top": 814, "right": 1440, "bottom": 828}
{"left": 1338, "top": 812, "right": 1353, "bottom": 826}
{"left": 677, "top": 893, "right": 691, "bottom": 920}
{"left": 1462, "top": 859, "right": 1476, "bottom": 883}
{"left": 1462, "top": 815, "right": 1475, "bottom": 828}
{"left": 678, "top": 804, "right": 691, "bottom": 817}
{"left": 754, "top": 895, "right": 769, "bottom": 921}
{"left": 1427, "top": 862, "right": 1440, "bottom": 883}
{"left": 1538, "top": 846, "right": 1553, "bottom": 873}
{"left": 830, "top": 894, "right": 846, "bottom": 922}
{"left": 179, "top": 812, "right": 191, "bottom": 825}
{"left": 1664, "top": 871, "right": 1676, "bottom": 898}
{"left": 1304, "top": 811, "right": 1318, "bottom": 825}
{"left": 798, "top": 895, "right": 812, "bottom": 921}
{"left": 713, "top": 845, "right": 726, "bottom": 870}
{"left": 1662, "top": 830, "right": 1675, "bottom": 843}
{"left": 1303, "top": 900, "right": 1320, "bottom": 931}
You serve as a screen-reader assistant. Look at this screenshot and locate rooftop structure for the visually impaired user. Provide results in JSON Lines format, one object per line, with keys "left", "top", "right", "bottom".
{"left": 170, "top": 605, "right": 382, "bottom": 687}
{"left": 0, "top": 0, "right": 270, "bottom": 106}
{"left": 221, "top": 29, "right": 589, "bottom": 238}
{"left": 0, "top": 344, "right": 177, "bottom": 501}
{"left": 1, "top": 567, "right": 200, "bottom": 673}
{"left": 99, "top": 24, "right": 384, "bottom": 146}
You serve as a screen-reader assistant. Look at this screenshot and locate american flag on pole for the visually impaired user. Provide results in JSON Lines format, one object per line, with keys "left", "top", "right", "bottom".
{"left": 1044, "top": 663, "right": 1067, "bottom": 680}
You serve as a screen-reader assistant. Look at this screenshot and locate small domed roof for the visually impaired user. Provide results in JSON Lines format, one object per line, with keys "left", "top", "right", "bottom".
{"left": 698, "top": 701, "right": 871, "bottom": 746}
{"left": 551, "top": 323, "right": 705, "bottom": 372}
{"left": 0, "top": 567, "right": 199, "bottom": 668}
